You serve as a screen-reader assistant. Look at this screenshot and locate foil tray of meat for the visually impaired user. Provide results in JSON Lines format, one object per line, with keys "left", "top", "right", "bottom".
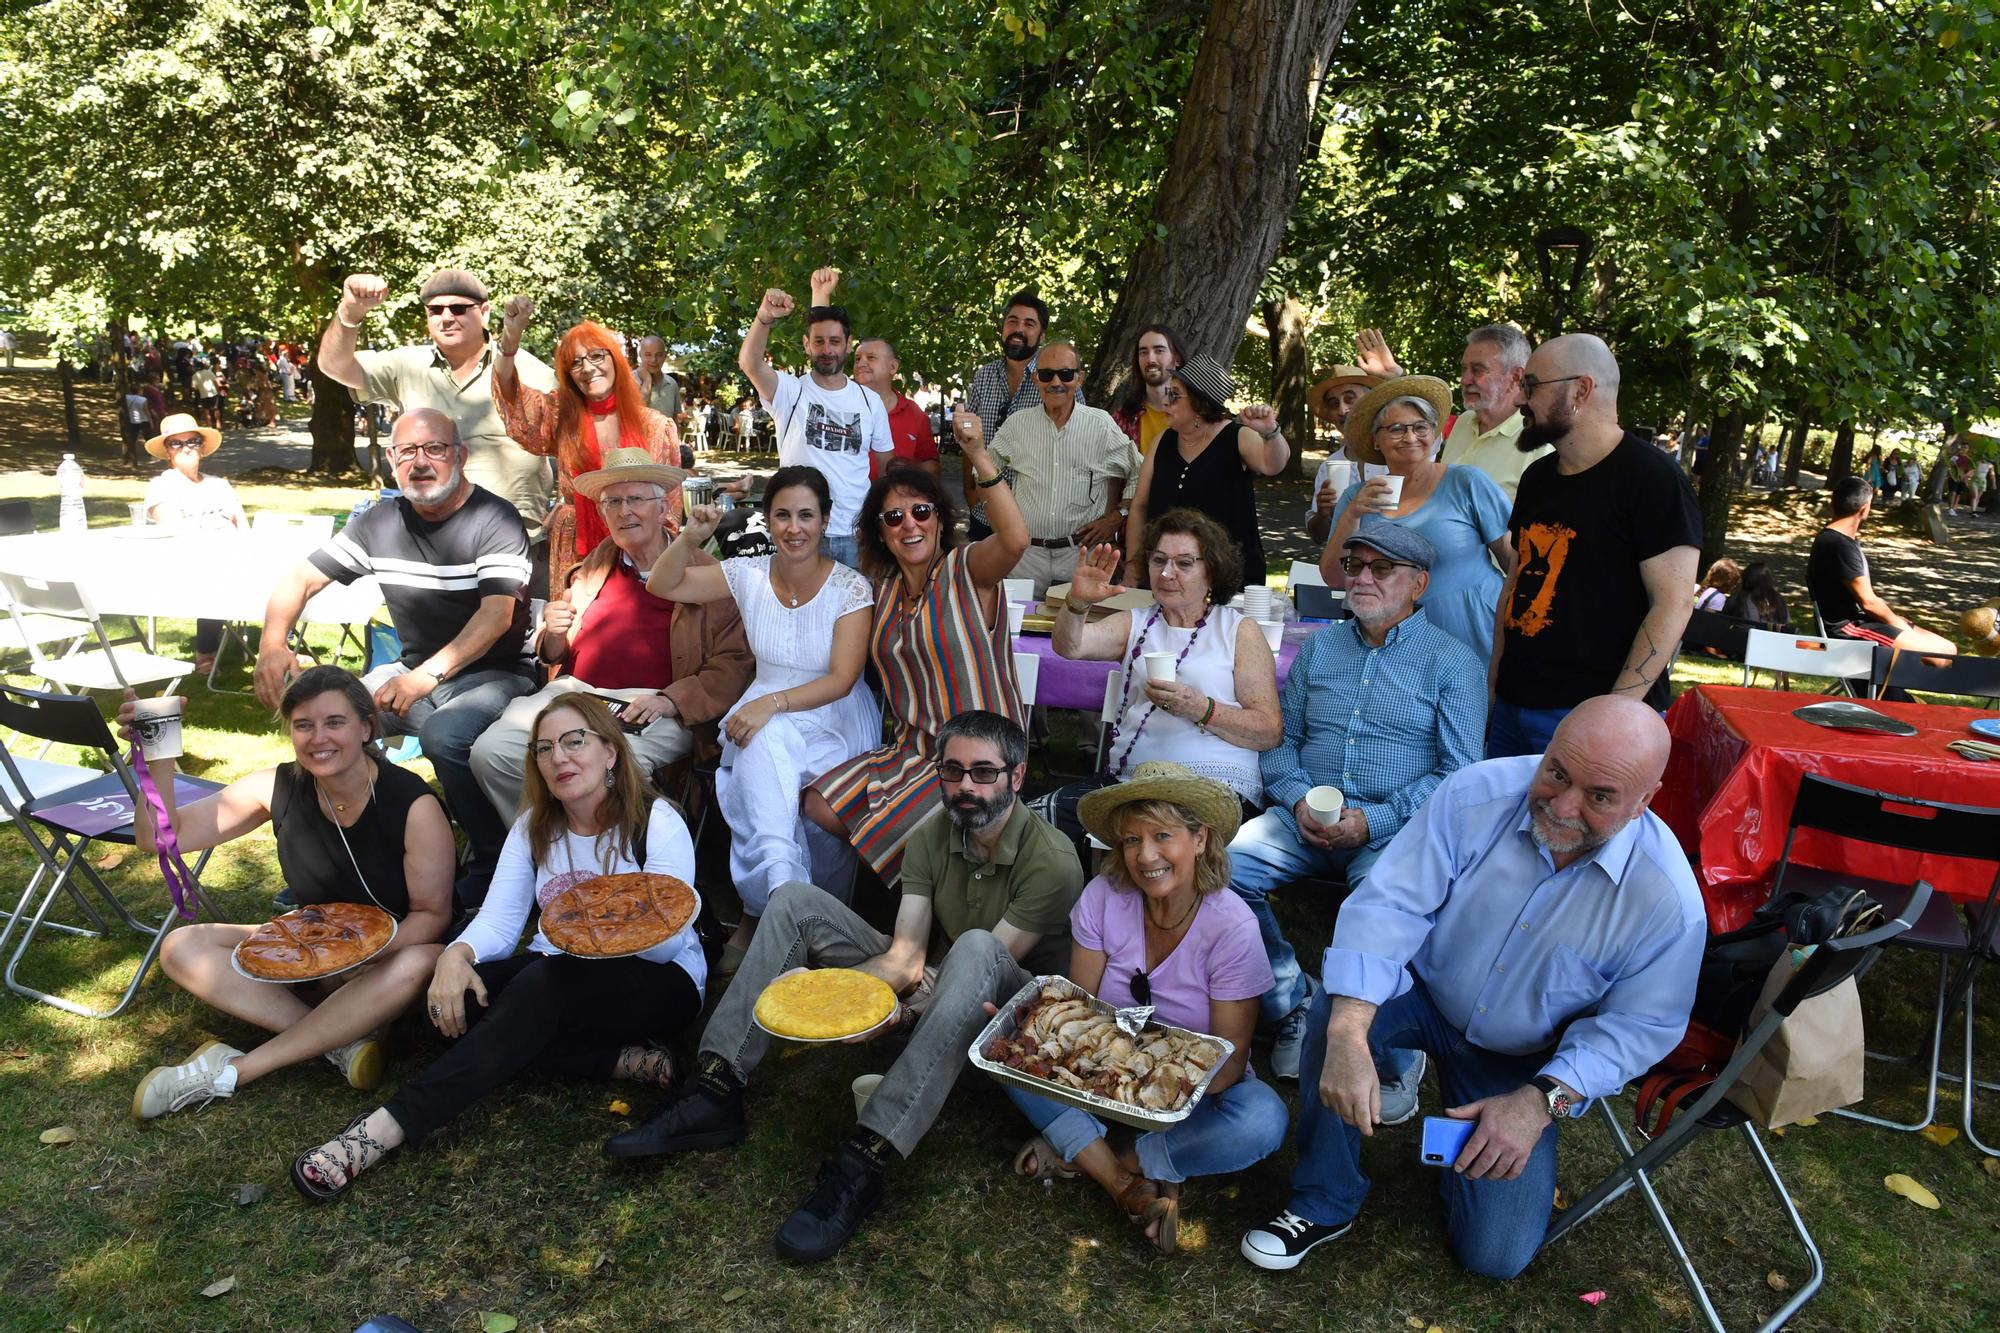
{"left": 968, "top": 975, "right": 1235, "bottom": 1130}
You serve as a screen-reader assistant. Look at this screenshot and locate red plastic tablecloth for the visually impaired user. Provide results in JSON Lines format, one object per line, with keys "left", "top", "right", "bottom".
{"left": 1656, "top": 685, "right": 2000, "bottom": 932}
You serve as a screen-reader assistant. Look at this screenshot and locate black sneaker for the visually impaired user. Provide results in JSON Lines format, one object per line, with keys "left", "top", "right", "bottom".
{"left": 1239, "top": 1209, "right": 1354, "bottom": 1271}
{"left": 601, "top": 1079, "right": 746, "bottom": 1158}
{"left": 772, "top": 1145, "right": 882, "bottom": 1264}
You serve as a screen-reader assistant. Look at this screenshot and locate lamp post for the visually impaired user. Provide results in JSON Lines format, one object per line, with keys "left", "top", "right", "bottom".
{"left": 1535, "top": 226, "right": 1596, "bottom": 336}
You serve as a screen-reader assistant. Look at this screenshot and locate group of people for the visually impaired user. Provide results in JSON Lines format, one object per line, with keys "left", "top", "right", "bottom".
{"left": 119, "top": 264, "right": 1744, "bottom": 1285}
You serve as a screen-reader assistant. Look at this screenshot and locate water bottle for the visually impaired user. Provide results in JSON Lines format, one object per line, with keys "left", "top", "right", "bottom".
{"left": 57, "top": 453, "right": 86, "bottom": 533}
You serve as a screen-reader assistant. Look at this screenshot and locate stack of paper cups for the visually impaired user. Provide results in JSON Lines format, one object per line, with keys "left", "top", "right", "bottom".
{"left": 1242, "top": 586, "right": 1273, "bottom": 620}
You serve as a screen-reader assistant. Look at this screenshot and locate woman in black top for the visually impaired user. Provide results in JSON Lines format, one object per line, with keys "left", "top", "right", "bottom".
{"left": 1122, "top": 353, "right": 1288, "bottom": 587}
{"left": 124, "top": 666, "right": 455, "bottom": 1121}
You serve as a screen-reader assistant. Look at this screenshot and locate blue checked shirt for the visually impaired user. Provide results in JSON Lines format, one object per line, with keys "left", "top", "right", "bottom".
{"left": 1259, "top": 610, "right": 1487, "bottom": 851}
{"left": 1323, "top": 755, "right": 1706, "bottom": 1103}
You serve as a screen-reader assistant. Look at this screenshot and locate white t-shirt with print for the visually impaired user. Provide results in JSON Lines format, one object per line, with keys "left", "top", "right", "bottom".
{"left": 762, "top": 370, "right": 894, "bottom": 539}
{"left": 144, "top": 468, "right": 245, "bottom": 531}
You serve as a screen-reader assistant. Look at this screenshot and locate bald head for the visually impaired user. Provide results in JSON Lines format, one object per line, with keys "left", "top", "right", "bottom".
{"left": 1519, "top": 334, "right": 1622, "bottom": 452}
{"left": 1537, "top": 334, "right": 1620, "bottom": 402}
{"left": 1526, "top": 695, "right": 1670, "bottom": 863}
{"left": 391, "top": 408, "right": 458, "bottom": 448}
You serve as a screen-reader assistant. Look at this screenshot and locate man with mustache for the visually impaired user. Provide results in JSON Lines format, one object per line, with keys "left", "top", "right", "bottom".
{"left": 1486, "top": 334, "right": 1700, "bottom": 758}
{"left": 962, "top": 289, "right": 1056, "bottom": 539}
{"left": 1241, "top": 695, "right": 1703, "bottom": 1279}
{"left": 254, "top": 409, "right": 536, "bottom": 908}
{"left": 606, "top": 709, "right": 1082, "bottom": 1264}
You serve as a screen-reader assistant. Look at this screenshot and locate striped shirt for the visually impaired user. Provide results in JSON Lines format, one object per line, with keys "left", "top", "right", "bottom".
{"left": 1260, "top": 610, "right": 1487, "bottom": 851}
{"left": 310, "top": 486, "right": 531, "bottom": 672}
{"left": 965, "top": 352, "right": 1066, "bottom": 523}
{"left": 990, "top": 402, "right": 1140, "bottom": 539}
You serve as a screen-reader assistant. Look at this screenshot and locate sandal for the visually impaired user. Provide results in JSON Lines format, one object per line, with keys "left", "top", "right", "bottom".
{"left": 1115, "top": 1176, "right": 1181, "bottom": 1255}
{"left": 289, "top": 1113, "right": 392, "bottom": 1203}
{"left": 1013, "top": 1134, "right": 1081, "bottom": 1183}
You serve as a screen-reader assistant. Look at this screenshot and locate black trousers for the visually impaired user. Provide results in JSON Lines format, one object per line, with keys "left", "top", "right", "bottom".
{"left": 384, "top": 951, "right": 702, "bottom": 1145}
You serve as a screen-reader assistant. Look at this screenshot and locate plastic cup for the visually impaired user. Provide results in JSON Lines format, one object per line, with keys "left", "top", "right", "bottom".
{"left": 852, "top": 1073, "right": 883, "bottom": 1118}
{"left": 132, "top": 696, "right": 184, "bottom": 761}
{"left": 1305, "top": 785, "right": 1345, "bottom": 828}
{"left": 127, "top": 502, "right": 149, "bottom": 527}
{"left": 1144, "top": 651, "right": 1176, "bottom": 682}
{"left": 1260, "top": 619, "right": 1284, "bottom": 650}
{"left": 1378, "top": 475, "right": 1405, "bottom": 510}
{"left": 1006, "top": 601, "right": 1027, "bottom": 635}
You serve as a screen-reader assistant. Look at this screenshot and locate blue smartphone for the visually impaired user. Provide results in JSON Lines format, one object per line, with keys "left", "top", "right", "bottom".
{"left": 1419, "top": 1115, "right": 1476, "bottom": 1167}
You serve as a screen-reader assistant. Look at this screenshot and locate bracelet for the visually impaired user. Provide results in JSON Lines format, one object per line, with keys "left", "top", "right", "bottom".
{"left": 1198, "top": 696, "right": 1217, "bottom": 728}
{"left": 975, "top": 471, "right": 1005, "bottom": 489}
{"left": 1258, "top": 427, "right": 1283, "bottom": 441}
{"left": 336, "top": 310, "right": 363, "bottom": 330}
{"left": 1063, "top": 598, "right": 1093, "bottom": 616}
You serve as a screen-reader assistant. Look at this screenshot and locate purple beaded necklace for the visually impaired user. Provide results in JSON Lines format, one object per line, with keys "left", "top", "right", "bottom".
{"left": 1106, "top": 603, "right": 1209, "bottom": 777}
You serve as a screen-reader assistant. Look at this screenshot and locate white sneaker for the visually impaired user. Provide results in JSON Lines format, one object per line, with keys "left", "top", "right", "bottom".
{"left": 132, "top": 1040, "right": 242, "bottom": 1119}
{"left": 323, "top": 1034, "right": 385, "bottom": 1091}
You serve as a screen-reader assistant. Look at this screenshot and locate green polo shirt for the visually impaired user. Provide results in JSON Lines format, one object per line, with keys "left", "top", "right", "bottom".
{"left": 899, "top": 801, "right": 1084, "bottom": 976}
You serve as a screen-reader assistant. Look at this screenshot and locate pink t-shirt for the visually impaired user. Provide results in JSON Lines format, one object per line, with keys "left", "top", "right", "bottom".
{"left": 1071, "top": 875, "right": 1273, "bottom": 1032}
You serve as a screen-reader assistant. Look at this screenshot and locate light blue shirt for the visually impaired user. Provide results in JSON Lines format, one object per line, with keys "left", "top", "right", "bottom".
{"left": 1260, "top": 611, "right": 1487, "bottom": 851}
{"left": 1322, "top": 755, "right": 1705, "bottom": 1102}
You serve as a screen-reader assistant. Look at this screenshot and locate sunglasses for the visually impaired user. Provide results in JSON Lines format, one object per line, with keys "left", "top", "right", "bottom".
{"left": 878, "top": 503, "right": 937, "bottom": 529}
{"left": 1034, "top": 367, "right": 1079, "bottom": 383}
{"left": 425, "top": 301, "right": 478, "bottom": 318}
{"left": 1339, "top": 556, "right": 1420, "bottom": 579}
{"left": 936, "top": 760, "right": 1009, "bottom": 785}
{"left": 1132, "top": 969, "right": 1152, "bottom": 1006}
{"left": 164, "top": 436, "right": 206, "bottom": 452}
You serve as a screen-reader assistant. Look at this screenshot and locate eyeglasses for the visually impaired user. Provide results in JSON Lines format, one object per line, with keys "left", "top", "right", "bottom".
{"left": 879, "top": 503, "right": 937, "bottom": 529}
{"left": 937, "top": 759, "right": 1009, "bottom": 785}
{"left": 1161, "top": 388, "right": 1182, "bottom": 404}
{"left": 387, "top": 441, "right": 454, "bottom": 465}
{"left": 569, "top": 349, "right": 615, "bottom": 373}
{"left": 1375, "top": 420, "right": 1434, "bottom": 439}
{"left": 1520, "top": 374, "right": 1584, "bottom": 395}
{"left": 598, "top": 492, "right": 662, "bottom": 512}
{"left": 1034, "top": 367, "right": 1079, "bottom": 383}
{"left": 1147, "top": 553, "right": 1202, "bottom": 576}
{"left": 164, "top": 436, "right": 206, "bottom": 452}
{"left": 425, "top": 301, "right": 477, "bottom": 318}
{"left": 1339, "top": 556, "right": 1420, "bottom": 579}
{"left": 529, "top": 727, "right": 595, "bottom": 760}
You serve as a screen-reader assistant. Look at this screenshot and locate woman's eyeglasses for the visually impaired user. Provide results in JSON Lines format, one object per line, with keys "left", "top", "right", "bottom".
{"left": 425, "top": 301, "right": 477, "bottom": 318}
{"left": 879, "top": 503, "right": 937, "bottom": 528}
{"left": 1375, "top": 421, "right": 1434, "bottom": 439}
{"left": 569, "top": 349, "right": 615, "bottom": 373}
{"left": 164, "top": 436, "right": 206, "bottom": 453}
{"left": 936, "top": 760, "right": 1008, "bottom": 784}
{"left": 1034, "top": 367, "right": 1079, "bottom": 383}
{"left": 529, "top": 727, "right": 594, "bottom": 759}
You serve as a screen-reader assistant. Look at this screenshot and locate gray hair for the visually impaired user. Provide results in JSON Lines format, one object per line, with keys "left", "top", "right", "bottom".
{"left": 935, "top": 708, "right": 1028, "bottom": 769}
{"left": 1466, "top": 323, "right": 1532, "bottom": 372}
{"left": 1377, "top": 395, "right": 1439, "bottom": 429}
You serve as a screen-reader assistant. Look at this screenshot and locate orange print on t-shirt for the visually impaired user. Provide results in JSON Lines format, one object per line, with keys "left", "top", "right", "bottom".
{"left": 1504, "top": 522, "right": 1577, "bottom": 637}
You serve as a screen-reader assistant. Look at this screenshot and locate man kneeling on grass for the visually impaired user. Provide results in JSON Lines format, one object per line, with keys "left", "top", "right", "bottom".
{"left": 604, "top": 709, "right": 1084, "bottom": 1263}
{"left": 1239, "top": 696, "right": 1704, "bottom": 1279}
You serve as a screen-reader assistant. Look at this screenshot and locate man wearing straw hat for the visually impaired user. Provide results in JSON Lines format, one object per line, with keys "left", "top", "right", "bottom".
{"left": 468, "top": 447, "right": 754, "bottom": 814}
{"left": 1302, "top": 364, "right": 1384, "bottom": 546}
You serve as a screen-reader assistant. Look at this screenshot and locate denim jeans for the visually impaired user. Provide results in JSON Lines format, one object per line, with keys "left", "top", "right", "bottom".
{"left": 823, "top": 532, "right": 862, "bottom": 572}
{"left": 1004, "top": 1072, "right": 1288, "bottom": 1184}
{"left": 1484, "top": 699, "right": 1569, "bottom": 760}
{"left": 1226, "top": 811, "right": 1375, "bottom": 1027}
{"left": 1288, "top": 978, "right": 1558, "bottom": 1279}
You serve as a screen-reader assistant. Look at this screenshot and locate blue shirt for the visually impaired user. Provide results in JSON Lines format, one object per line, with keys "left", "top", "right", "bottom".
{"left": 1322, "top": 755, "right": 1705, "bottom": 1103}
{"left": 1260, "top": 611, "right": 1487, "bottom": 852}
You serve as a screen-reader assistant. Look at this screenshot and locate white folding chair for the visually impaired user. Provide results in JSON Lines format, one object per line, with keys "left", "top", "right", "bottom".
{"left": 1743, "top": 629, "right": 1873, "bottom": 695}
{"left": 1287, "top": 559, "right": 1327, "bottom": 590}
{"left": 0, "top": 570, "right": 193, "bottom": 696}
{"left": 0, "top": 686, "right": 222, "bottom": 1018}
{"left": 1095, "top": 667, "right": 1125, "bottom": 771}
{"left": 251, "top": 510, "right": 337, "bottom": 541}
{"left": 1013, "top": 651, "right": 1040, "bottom": 709}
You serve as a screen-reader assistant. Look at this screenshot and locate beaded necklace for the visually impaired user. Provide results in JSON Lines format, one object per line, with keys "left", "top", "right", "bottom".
{"left": 1105, "top": 603, "right": 1209, "bottom": 777}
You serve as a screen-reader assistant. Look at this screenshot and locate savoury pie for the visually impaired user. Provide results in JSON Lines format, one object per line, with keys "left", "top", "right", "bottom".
{"left": 541, "top": 872, "right": 698, "bottom": 958}
{"left": 754, "top": 968, "right": 899, "bottom": 1041}
{"left": 235, "top": 902, "right": 396, "bottom": 982}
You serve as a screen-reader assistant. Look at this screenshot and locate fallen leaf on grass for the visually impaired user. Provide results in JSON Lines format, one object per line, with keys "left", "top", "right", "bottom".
{"left": 92, "top": 850, "right": 128, "bottom": 872}
{"left": 39, "top": 1126, "right": 77, "bottom": 1146}
{"left": 1552, "top": 1186, "right": 1569, "bottom": 1210}
{"left": 593, "top": 1250, "right": 613, "bottom": 1273}
{"left": 478, "top": 1314, "right": 518, "bottom": 1333}
{"left": 1766, "top": 1271, "right": 1790, "bottom": 1292}
{"left": 1406, "top": 1321, "right": 1426, "bottom": 1330}
{"left": 1919, "top": 1125, "right": 1960, "bottom": 1147}
{"left": 1982, "top": 1158, "right": 2000, "bottom": 1181}
{"left": 607, "top": 1099, "right": 631, "bottom": 1117}
{"left": 1769, "top": 1125, "right": 1785, "bottom": 1137}
{"left": 1793, "top": 1115, "right": 1819, "bottom": 1127}
{"left": 721, "top": 1288, "right": 748, "bottom": 1304}
{"left": 1884, "top": 1174, "right": 1941, "bottom": 1209}
{"left": 200, "top": 1276, "right": 235, "bottom": 1299}
{"left": 4, "top": 1049, "right": 28, "bottom": 1060}
{"left": 234, "top": 1184, "right": 266, "bottom": 1207}
{"left": 1578, "top": 1291, "right": 1606, "bottom": 1306}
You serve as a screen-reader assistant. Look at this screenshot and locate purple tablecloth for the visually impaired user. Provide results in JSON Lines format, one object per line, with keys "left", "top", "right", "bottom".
{"left": 1013, "top": 623, "right": 1310, "bottom": 712}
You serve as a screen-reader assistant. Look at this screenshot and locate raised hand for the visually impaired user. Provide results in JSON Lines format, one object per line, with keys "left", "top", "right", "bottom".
{"left": 681, "top": 503, "right": 722, "bottom": 546}
{"left": 500, "top": 294, "right": 535, "bottom": 349}
{"left": 1354, "top": 328, "right": 1404, "bottom": 379}
{"left": 1238, "top": 403, "right": 1279, "bottom": 436}
{"left": 1069, "top": 542, "right": 1126, "bottom": 604}
{"left": 810, "top": 267, "right": 841, "bottom": 304}
{"left": 340, "top": 274, "right": 388, "bottom": 321}
{"left": 951, "top": 403, "right": 984, "bottom": 449}
{"left": 758, "top": 289, "right": 796, "bottom": 326}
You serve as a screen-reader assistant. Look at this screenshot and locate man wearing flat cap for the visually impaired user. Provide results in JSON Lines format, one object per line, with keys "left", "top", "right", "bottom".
{"left": 1227, "top": 515, "right": 1485, "bottom": 1109}
{"left": 317, "top": 268, "right": 559, "bottom": 590}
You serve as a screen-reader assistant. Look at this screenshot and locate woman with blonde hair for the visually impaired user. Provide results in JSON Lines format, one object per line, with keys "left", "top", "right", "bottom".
{"left": 288, "top": 693, "right": 706, "bottom": 1201}
{"left": 493, "top": 297, "right": 684, "bottom": 589}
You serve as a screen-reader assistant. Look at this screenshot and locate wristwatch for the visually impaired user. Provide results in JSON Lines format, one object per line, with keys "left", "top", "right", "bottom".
{"left": 1532, "top": 1075, "right": 1577, "bottom": 1120}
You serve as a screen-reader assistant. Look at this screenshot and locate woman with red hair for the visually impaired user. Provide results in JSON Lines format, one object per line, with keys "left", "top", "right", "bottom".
{"left": 492, "top": 296, "right": 685, "bottom": 590}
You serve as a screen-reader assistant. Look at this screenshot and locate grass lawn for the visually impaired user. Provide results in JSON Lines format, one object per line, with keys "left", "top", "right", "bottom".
{"left": 1, "top": 385, "right": 1998, "bottom": 1330}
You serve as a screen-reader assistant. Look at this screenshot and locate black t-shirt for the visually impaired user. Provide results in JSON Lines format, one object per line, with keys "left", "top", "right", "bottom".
{"left": 268, "top": 759, "right": 438, "bottom": 918}
{"left": 310, "top": 486, "right": 530, "bottom": 671}
{"left": 1498, "top": 430, "right": 1703, "bottom": 710}
{"left": 1806, "top": 527, "right": 1869, "bottom": 630}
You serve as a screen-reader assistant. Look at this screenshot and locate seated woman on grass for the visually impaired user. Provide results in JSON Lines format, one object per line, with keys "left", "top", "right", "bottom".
{"left": 125, "top": 666, "right": 455, "bottom": 1119}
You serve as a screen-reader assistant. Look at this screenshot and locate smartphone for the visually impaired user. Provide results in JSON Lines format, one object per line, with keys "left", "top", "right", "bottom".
{"left": 1419, "top": 1115, "right": 1476, "bottom": 1168}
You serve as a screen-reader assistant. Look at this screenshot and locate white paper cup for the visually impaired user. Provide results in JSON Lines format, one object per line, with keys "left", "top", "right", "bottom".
{"left": 1305, "top": 785, "right": 1345, "bottom": 828}
{"left": 1378, "top": 475, "right": 1405, "bottom": 510}
{"left": 1006, "top": 601, "right": 1027, "bottom": 634}
{"left": 852, "top": 1073, "right": 884, "bottom": 1118}
{"left": 132, "top": 697, "right": 184, "bottom": 761}
{"left": 1260, "top": 619, "right": 1284, "bottom": 650}
{"left": 127, "top": 502, "right": 149, "bottom": 527}
{"left": 1143, "top": 651, "right": 1177, "bottom": 682}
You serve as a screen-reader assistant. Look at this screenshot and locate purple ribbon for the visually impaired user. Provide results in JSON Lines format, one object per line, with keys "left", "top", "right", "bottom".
{"left": 130, "top": 747, "right": 199, "bottom": 921}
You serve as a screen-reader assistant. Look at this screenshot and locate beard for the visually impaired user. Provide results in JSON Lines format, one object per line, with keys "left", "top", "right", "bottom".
{"left": 1528, "top": 797, "right": 1609, "bottom": 856}
{"left": 1002, "top": 333, "right": 1036, "bottom": 362}
{"left": 946, "top": 788, "right": 1012, "bottom": 833}
{"left": 1517, "top": 398, "right": 1577, "bottom": 452}
{"left": 812, "top": 352, "right": 845, "bottom": 377}
{"left": 1140, "top": 363, "right": 1172, "bottom": 387}
{"left": 400, "top": 459, "right": 463, "bottom": 505}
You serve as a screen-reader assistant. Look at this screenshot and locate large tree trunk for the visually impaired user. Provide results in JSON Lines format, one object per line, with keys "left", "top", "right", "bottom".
{"left": 1826, "top": 421, "right": 1857, "bottom": 487}
{"left": 1084, "top": 0, "right": 1355, "bottom": 407}
{"left": 58, "top": 359, "right": 81, "bottom": 447}
{"left": 1262, "top": 293, "right": 1310, "bottom": 479}
{"left": 1781, "top": 413, "right": 1811, "bottom": 487}
{"left": 1924, "top": 418, "right": 1958, "bottom": 505}
{"left": 305, "top": 340, "right": 361, "bottom": 478}
{"left": 1697, "top": 409, "right": 1747, "bottom": 567}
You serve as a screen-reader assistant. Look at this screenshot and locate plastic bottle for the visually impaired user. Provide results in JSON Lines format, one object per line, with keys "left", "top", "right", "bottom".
{"left": 56, "top": 453, "right": 86, "bottom": 533}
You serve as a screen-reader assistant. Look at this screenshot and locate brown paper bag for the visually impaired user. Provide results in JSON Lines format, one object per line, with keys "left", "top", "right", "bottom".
{"left": 1725, "top": 953, "right": 1864, "bottom": 1128}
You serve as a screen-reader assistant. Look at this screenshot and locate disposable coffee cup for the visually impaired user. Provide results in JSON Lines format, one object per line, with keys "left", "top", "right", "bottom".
{"left": 1377, "top": 475, "right": 1405, "bottom": 510}
{"left": 1006, "top": 601, "right": 1027, "bottom": 634}
{"left": 132, "top": 696, "right": 184, "bottom": 762}
{"left": 852, "top": 1073, "right": 884, "bottom": 1118}
{"left": 1260, "top": 619, "right": 1284, "bottom": 650}
{"left": 1144, "top": 651, "right": 1177, "bottom": 682}
{"left": 127, "top": 502, "right": 149, "bottom": 527}
{"left": 1305, "top": 785, "right": 1345, "bottom": 828}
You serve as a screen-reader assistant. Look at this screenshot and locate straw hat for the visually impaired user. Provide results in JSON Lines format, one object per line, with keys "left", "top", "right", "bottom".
{"left": 1077, "top": 760, "right": 1243, "bottom": 847}
{"left": 570, "top": 446, "right": 690, "bottom": 500}
{"left": 1341, "top": 375, "right": 1453, "bottom": 466}
{"left": 1960, "top": 604, "right": 2000, "bottom": 656}
{"left": 143, "top": 412, "right": 222, "bottom": 460}
{"left": 1306, "top": 365, "right": 1384, "bottom": 424}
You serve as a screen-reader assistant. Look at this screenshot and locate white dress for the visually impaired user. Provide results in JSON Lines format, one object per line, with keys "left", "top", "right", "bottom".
{"left": 715, "top": 555, "right": 881, "bottom": 913}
